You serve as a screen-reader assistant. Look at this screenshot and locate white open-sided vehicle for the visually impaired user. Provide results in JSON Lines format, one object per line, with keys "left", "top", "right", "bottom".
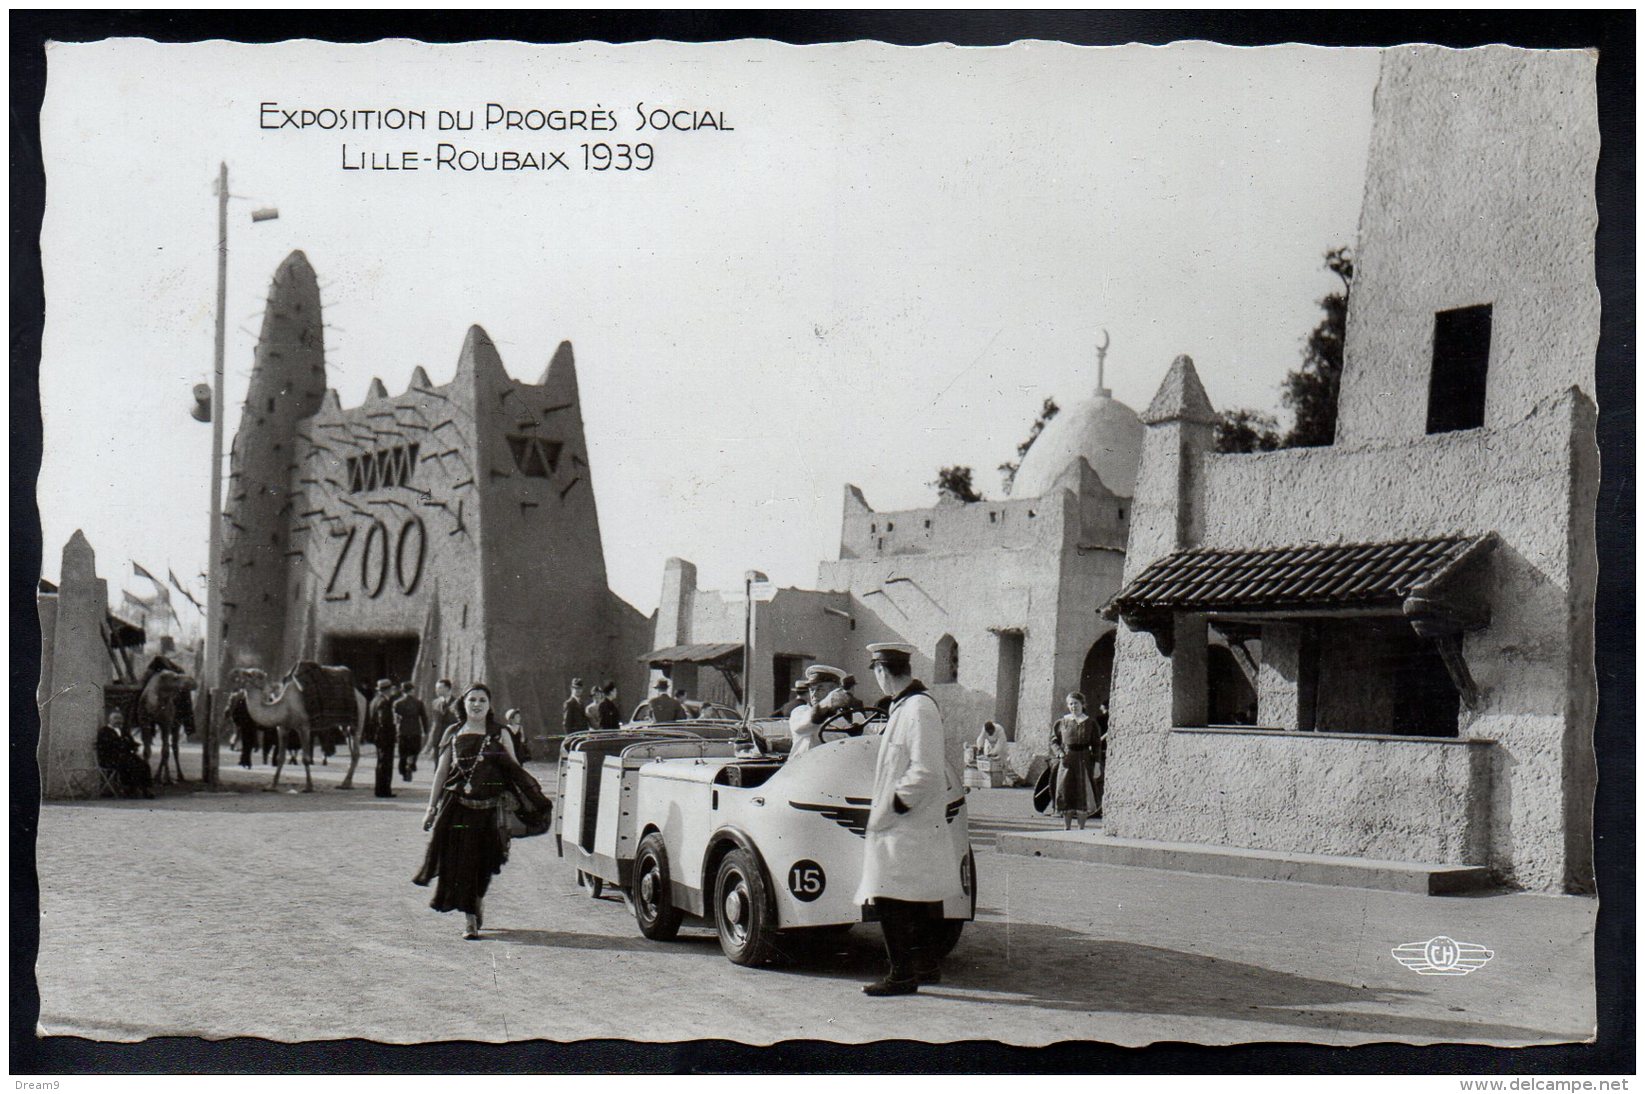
{"left": 554, "top": 717, "right": 976, "bottom": 965}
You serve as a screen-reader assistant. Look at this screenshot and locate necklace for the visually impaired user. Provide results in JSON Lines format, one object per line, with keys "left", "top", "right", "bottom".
{"left": 450, "top": 731, "right": 487, "bottom": 796}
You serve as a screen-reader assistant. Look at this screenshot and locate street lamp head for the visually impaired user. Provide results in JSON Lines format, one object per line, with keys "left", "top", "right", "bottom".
{"left": 250, "top": 207, "right": 280, "bottom": 223}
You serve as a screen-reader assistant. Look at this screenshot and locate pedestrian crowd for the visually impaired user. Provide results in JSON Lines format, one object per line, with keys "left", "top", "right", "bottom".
{"left": 201, "top": 655, "right": 1107, "bottom": 980}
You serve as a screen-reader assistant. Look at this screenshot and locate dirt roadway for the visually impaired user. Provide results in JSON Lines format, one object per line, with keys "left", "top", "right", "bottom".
{"left": 29, "top": 746, "right": 1596, "bottom": 1047}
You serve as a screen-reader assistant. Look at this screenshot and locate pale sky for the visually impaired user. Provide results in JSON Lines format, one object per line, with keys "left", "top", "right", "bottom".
{"left": 37, "top": 39, "right": 1380, "bottom": 615}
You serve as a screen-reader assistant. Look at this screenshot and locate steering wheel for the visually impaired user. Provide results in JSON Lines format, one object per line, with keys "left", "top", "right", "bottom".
{"left": 816, "top": 706, "right": 885, "bottom": 741}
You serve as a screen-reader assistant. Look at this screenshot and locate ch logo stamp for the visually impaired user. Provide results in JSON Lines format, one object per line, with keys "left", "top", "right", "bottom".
{"left": 1391, "top": 936, "right": 1494, "bottom": 976}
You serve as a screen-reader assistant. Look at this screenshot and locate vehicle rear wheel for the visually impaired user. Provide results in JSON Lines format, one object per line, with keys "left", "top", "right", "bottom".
{"left": 935, "top": 919, "right": 965, "bottom": 958}
{"left": 576, "top": 870, "right": 604, "bottom": 900}
{"left": 633, "top": 833, "right": 684, "bottom": 941}
{"left": 714, "top": 848, "right": 779, "bottom": 966}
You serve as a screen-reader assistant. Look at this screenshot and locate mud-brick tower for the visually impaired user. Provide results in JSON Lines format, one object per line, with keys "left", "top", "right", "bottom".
{"left": 220, "top": 251, "right": 651, "bottom": 733}
{"left": 216, "top": 250, "right": 327, "bottom": 685}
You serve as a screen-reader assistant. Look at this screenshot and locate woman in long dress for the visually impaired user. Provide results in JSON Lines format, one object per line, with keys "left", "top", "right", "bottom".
{"left": 1051, "top": 691, "right": 1102, "bottom": 830}
{"left": 414, "top": 683, "right": 551, "bottom": 939}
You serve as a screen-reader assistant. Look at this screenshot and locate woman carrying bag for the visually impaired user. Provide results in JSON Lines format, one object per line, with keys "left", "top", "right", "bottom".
{"left": 414, "top": 683, "right": 551, "bottom": 940}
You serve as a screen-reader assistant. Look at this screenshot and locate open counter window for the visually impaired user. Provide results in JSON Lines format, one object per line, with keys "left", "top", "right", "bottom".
{"left": 1106, "top": 533, "right": 1496, "bottom": 739}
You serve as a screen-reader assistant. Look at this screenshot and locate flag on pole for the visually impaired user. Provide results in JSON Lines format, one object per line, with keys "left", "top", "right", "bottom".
{"left": 132, "top": 562, "right": 170, "bottom": 603}
{"left": 168, "top": 568, "right": 205, "bottom": 615}
{"left": 131, "top": 562, "right": 179, "bottom": 622}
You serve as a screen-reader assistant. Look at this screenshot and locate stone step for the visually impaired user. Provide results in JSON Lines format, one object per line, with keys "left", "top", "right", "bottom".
{"left": 995, "top": 829, "right": 1494, "bottom": 895}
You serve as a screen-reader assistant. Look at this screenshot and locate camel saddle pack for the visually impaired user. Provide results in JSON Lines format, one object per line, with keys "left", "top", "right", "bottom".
{"left": 128, "top": 656, "right": 194, "bottom": 733}
{"left": 287, "top": 661, "right": 357, "bottom": 730}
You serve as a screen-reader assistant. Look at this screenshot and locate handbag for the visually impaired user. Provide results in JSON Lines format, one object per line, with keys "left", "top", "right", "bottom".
{"left": 505, "top": 794, "right": 552, "bottom": 839}
{"left": 1032, "top": 765, "right": 1055, "bottom": 814}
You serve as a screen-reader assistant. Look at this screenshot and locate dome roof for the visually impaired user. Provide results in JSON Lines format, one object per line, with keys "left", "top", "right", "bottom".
{"left": 1012, "top": 390, "right": 1145, "bottom": 499}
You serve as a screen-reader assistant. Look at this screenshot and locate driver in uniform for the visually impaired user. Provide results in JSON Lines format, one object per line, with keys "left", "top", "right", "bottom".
{"left": 788, "top": 664, "right": 857, "bottom": 758}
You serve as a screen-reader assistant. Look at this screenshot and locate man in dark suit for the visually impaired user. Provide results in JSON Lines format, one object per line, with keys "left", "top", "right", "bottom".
{"left": 394, "top": 682, "right": 428, "bottom": 782}
{"left": 96, "top": 710, "right": 153, "bottom": 799}
{"left": 426, "top": 678, "right": 454, "bottom": 758}
{"left": 562, "top": 678, "right": 590, "bottom": 736}
{"left": 369, "top": 678, "right": 398, "bottom": 798}
{"left": 645, "top": 678, "right": 686, "bottom": 723}
{"left": 596, "top": 682, "right": 621, "bottom": 729}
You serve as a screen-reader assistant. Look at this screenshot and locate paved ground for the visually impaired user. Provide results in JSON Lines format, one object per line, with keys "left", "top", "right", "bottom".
{"left": 30, "top": 743, "right": 1596, "bottom": 1046}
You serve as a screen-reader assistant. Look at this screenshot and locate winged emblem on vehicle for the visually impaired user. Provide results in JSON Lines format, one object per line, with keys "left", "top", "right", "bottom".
{"left": 789, "top": 796, "right": 965, "bottom": 835}
{"left": 1391, "top": 936, "right": 1495, "bottom": 976}
{"left": 790, "top": 800, "right": 870, "bottom": 836}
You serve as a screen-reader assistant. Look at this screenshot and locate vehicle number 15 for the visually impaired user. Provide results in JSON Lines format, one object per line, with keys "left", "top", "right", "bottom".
{"left": 788, "top": 860, "right": 826, "bottom": 902}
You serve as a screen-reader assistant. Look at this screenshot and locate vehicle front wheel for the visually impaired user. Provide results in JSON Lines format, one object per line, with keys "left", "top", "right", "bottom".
{"left": 714, "top": 848, "right": 779, "bottom": 966}
{"left": 576, "top": 870, "right": 604, "bottom": 900}
{"left": 935, "top": 919, "right": 965, "bottom": 958}
{"left": 633, "top": 833, "right": 684, "bottom": 941}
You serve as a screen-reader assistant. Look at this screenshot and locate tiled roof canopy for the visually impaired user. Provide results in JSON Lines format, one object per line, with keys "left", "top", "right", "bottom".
{"left": 1106, "top": 534, "right": 1497, "bottom": 619}
{"left": 640, "top": 642, "right": 743, "bottom": 665}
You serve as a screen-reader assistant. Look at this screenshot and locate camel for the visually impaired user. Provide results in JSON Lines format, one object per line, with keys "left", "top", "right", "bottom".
{"left": 231, "top": 663, "right": 365, "bottom": 792}
{"left": 134, "top": 664, "right": 199, "bottom": 786}
{"left": 227, "top": 667, "right": 290, "bottom": 768}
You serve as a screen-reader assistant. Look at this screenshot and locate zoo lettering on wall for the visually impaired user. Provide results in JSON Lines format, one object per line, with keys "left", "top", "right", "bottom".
{"left": 324, "top": 514, "right": 426, "bottom": 600}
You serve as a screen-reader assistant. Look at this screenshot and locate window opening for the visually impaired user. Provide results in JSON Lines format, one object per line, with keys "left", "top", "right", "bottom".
{"left": 1189, "top": 617, "right": 1459, "bottom": 737}
{"left": 506, "top": 435, "right": 563, "bottom": 478}
{"left": 346, "top": 442, "right": 420, "bottom": 493}
{"left": 1426, "top": 304, "right": 1493, "bottom": 434}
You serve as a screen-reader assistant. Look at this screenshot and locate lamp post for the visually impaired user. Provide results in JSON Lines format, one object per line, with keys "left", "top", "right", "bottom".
{"left": 200, "top": 163, "right": 277, "bottom": 787}
{"left": 742, "top": 570, "right": 769, "bottom": 718}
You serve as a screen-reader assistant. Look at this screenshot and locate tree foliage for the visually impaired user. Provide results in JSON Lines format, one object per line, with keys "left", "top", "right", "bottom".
{"left": 932, "top": 465, "right": 984, "bottom": 504}
{"left": 1282, "top": 246, "right": 1354, "bottom": 448}
{"left": 997, "top": 397, "right": 1061, "bottom": 494}
{"left": 1214, "top": 408, "right": 1282, "bottom": 454}
{"left": 1215, "top": 247, "right": 1353, "bottom": 454}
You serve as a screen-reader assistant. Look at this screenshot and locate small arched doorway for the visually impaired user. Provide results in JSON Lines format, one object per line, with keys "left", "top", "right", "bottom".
{"left": 934, "top": 634, "right": 959, "bottom": 684}
{"left": 1079, "top": 632, "right": 1116, "bottom": 714}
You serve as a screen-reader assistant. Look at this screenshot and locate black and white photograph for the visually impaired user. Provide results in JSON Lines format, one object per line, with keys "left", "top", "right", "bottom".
{"left": 14, "top": 12, "right": 1632, "bottom": 1077}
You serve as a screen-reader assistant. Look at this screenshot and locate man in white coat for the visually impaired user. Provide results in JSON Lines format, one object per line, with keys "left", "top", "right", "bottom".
{"left": 855, "top": 642, "right": 961, "bottom": 996}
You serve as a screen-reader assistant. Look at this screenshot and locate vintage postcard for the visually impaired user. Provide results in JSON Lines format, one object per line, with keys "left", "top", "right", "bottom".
{"left": 23, "top": 25, "right": 1619, "bottom": 1065}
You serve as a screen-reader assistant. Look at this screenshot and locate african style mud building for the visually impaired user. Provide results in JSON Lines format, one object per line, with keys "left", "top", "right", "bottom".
{"left": 1105, "top": 46, "right": 1600, "bottom": 893}
{"left": 649, "top": 363, "right": 1146, "bottom": 771}
{"left": 216, "top": 252, "right": 650, "bottom": 731}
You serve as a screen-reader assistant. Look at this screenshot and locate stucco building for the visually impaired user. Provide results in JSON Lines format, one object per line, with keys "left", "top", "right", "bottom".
{"left": 649, "top": 364, "right": 1144, "bottom": 770}
{"left": 1103, "top": 47, "right": 1599, "bottom": 893}
{"left": 216, "top": 252, "right": 651, "bottom": 732}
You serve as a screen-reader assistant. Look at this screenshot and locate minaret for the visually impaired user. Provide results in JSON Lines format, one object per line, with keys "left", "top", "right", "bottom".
{"left": 217, "top": 251, "right": 327, "bottom": 681}
{"left": 1127, "top": 354, "right": 1217, "bottom": 572}
{"left": 1096, "top": 329, "right": 1111, "bottom": 398}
